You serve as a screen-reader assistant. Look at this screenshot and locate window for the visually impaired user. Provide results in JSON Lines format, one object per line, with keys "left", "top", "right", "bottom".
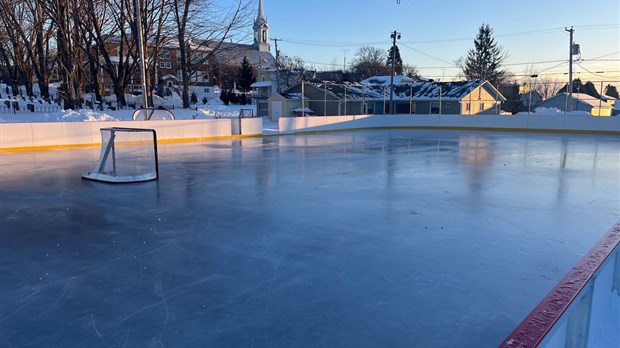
{"left": 204, "top": 88, "right": 209, "bottom": 93}
{"left": 480, "top": 102, "right": 485, "bottom": 111}
{"left": 160, "top": 62, "right": 166, "bottom": 68}
{"left": 430, "top": 102, "right": 440, "bottom": 114}
{"left": 466, "top": 102, "right": 471, "bottom": 112}
{"left": 262, "top": 76, "right": 266, "bottom": 82}
{"left": 165, "top": 62, "right": 171, "bottom": 69}
{"left": 261, "top": 87, "right": 267, "bottom": 95}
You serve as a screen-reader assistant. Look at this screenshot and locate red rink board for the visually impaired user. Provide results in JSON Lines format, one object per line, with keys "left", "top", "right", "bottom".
{"left": 498, "top": 221, "right": 620, "bottom": 347}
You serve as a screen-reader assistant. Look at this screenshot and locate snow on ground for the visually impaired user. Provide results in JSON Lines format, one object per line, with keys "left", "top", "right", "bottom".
{"left": 515, "top": 107, "right": 592, "bottom": 116}
{"left": 0, "top": 97, "right": 257, "bottom": 123}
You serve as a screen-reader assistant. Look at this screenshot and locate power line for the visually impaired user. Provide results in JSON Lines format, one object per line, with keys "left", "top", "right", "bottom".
{"left": 399, "top": 43, "right": 454, "bottom": 65}
{"left": 277, "top": 24, "right": 619, "bottom": 48}
{"left": 575, "top": 62, "right": 616, "bottom": 79}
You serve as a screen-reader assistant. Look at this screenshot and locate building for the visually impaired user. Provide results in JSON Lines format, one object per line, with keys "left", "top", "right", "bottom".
{"left": 537, "top": 93, "right": 614, "bottom": 116}
{"left": 98, "top": 0, "right": 276, "bottom": 105}
{"left": 268, "top": 79, "right": 506, "bottom": 120}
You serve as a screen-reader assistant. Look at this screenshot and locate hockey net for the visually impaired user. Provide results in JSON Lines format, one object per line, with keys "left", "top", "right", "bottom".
{"left": 82, "top": 127, "right": 159, "bottom": 183}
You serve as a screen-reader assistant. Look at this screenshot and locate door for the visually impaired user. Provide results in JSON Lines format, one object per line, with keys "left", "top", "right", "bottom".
{"left": 272, "top": 101, "right": 283, "bottom": 121}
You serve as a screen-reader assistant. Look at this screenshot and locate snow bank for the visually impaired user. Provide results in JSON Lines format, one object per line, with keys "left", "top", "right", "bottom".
{"left": 516, "top": 107, "right": 592, "bottom": 116}
{"left": 43, "top": 110, "right": 119, "bottom": 122}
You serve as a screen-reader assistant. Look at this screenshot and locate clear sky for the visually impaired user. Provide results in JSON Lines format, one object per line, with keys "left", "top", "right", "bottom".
{"left": 252, "top": 0, "right": 619, "bottom": 83}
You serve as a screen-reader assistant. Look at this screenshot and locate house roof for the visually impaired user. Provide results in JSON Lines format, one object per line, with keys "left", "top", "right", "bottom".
{"left": 251, "top": 81, "right": 273, "bottom": 88}
{"left": 543, "top": 93, "right": 613, "bottom": 109}
{"left": 601, "top": 94, "right": 616, "bottom": 102}
{"left": 361, "top": 75, "right": 417, "bottom": 86}
{"left": 288, "top": 80, "right": 505, "bottom": 102}
{"left": 160, "top": 74, "right": 178, "bottom": 81}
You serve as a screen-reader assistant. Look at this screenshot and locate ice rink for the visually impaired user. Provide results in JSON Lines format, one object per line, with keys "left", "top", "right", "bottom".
{"left": 1, "top": 129, "right": 619, "bottom": 347}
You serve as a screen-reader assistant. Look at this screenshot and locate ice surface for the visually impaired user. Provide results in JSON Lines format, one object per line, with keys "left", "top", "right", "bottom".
{"left": 1, "top": 129, "right": 619, "bottom": 347}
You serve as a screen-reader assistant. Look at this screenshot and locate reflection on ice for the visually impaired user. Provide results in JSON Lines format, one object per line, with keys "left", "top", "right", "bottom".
{"left": 0, "top": 129, "right": 618, "bottom": 347}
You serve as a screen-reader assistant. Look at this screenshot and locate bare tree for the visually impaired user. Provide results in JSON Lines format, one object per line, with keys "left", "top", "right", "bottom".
{"left": 45, "top": 0, "right": 87, "bottom": 108}
{"left": 0, "top": 10, "right": 30, "bottom": 96}
{"left": 402, "top": 63, "right": 419, "bottom": 78}
{"left": 278, "top": 55, "right": 312, "bottom": 89}
{"left": 350, "top": 46, "right": 388, "bottom": 80}
{"left": 534, "top": 76, "right": 563, "bottom": 100}
{"left": 76, "top": 0, "right": 144, "bottom": 107}
{"left": 0, "top": 0, "right": 55, "bottom": 98}
{"left": 171, "top": 0, "right": 251, "bottom": 108}
{"left": 76, "top": 0, "right": 171, "bottom": 105}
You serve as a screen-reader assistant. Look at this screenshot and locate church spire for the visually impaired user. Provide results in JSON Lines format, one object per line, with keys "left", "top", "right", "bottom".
{"left": 256, "top": 0, "right": 266, "bottom": 23}
{"left": 253, "top": 0, "right": 270, "bottom": 52}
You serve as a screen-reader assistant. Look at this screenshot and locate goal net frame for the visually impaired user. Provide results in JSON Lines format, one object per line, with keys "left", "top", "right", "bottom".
{"left": 82, "top": 127, "right": 159, "bottom": 183}
{"left": 132, "top": 108, "right": 175, "bottom": 121}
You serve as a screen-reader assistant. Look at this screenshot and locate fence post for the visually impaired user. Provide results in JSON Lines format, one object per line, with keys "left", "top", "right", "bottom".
{"left": 439, "top": 86, "right": 442, "bottom": 115}
{"left": 344, "top": 85, "right": 347, "bottom": 116}
{"left": 409, "top": 85, "right": 412, "bottom": 114}
{"left": 324, "top": 83, "right": 327, "bottom": 116}
{"left": 599, "top": 81, "right": 604, "bottom": 116}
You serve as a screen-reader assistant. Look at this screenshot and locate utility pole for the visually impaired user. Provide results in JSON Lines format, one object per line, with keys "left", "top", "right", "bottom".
{"left": 134, "top": 0, "right": 148, "bottom": 109}
{"left": 565, "top": 26, "right": 574, "bottom": 112}
{"left": 389, "top": 30, "right": 400, "bottom": 114}
{"left": 342, "top": 49, "right": 348, "bottom": 71}
{"left": 271, "top": 38, "right": 281, "bottom": 94}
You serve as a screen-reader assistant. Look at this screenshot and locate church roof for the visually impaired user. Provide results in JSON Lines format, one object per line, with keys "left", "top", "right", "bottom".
{"left": 210, "top": 42, "right": 275, "bottom": 69}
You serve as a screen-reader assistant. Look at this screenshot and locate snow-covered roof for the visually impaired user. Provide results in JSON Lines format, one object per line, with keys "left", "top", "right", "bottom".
{"left": 292, "top": 107, "right": 313, "bottom": 112}
{"left": 209, "top": 42, "right": 276, "bottom": 69}
{"left": 548, "top": 93, "right": 613, "bottom": 109}
{"left": 251, "top": 81, "right": 273, "bottom": 88}
{"left": 160, "top": 74, "right": 178, "bottom": 81}
{"left": 601, "top": 94, "right": 616, "bottom": 101}
{"left": 294, "top": 80, "right": 503, "bottom": 102}
{"left": 288, "top": 92, "right": 304, "bottom": 100}
{"left": 361, "top": 75, "right": 416, "bottom": 87}
{"left": 571, "top": 93, "right": 613, "bottom": 108}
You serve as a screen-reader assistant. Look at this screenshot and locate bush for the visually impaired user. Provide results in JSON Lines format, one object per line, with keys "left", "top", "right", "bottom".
{"left": 239, "top": 93, "right": 248, "bottom": 105}
{"left": 202, "top": 97, "right": 207, "bottom": 104}
{"left": 190, "top": 92, "right": 198, "bottom": 104}
{"left": 229, "top": 91, "right": 239, "bottom": 105}
{"left": 220, "top": 90, "right": 229, "bottom": 105}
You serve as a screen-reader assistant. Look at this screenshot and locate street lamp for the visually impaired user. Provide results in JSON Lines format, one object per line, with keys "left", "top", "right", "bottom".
{"left": 389, "top": 30, "right": 401, "bottom": 114}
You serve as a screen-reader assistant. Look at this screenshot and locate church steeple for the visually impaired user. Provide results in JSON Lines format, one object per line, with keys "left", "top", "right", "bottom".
{"left": 253, "top": 0, "right": 270, "bottom": 52}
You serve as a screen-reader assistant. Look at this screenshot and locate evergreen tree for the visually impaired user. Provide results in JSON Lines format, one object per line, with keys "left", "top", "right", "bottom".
{"left": 557, "top": 79, "right": 601, "bottom": 98}
{"left": 238, "top": 56, "right": 256, "bottom": 92}
{"left": 604, "top": 84, "right": 619, "bottom": 98}
{"left": 190, "top": 91, "right": 198, "bottom": 104}
{"left": 461, "top": 23, "right": 507, "bottom": 86}
{"left": 386, "top": 45, "right": 404, "bottom": 75}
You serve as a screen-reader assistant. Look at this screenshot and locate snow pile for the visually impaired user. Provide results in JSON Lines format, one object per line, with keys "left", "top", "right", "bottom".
{"left": 516, "top": 107, "right": 593, "bottom": 116}
{"left": 195, "top": 103, "right": 255, "bottom": 119}
{"left": 43, "top": 110, "right": 119, "bottom": 122}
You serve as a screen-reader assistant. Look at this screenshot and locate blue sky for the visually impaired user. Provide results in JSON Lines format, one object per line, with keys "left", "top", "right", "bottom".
{"left": 252, "top": 0, "right": 619, "bottom": 82}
